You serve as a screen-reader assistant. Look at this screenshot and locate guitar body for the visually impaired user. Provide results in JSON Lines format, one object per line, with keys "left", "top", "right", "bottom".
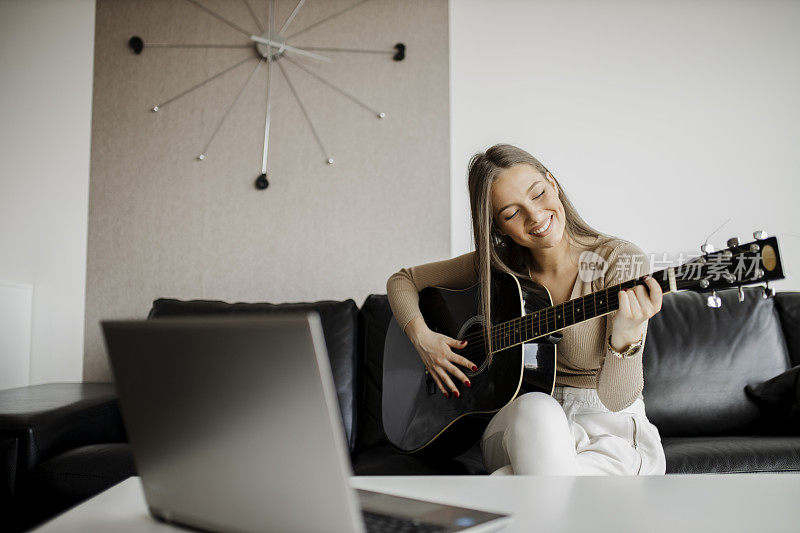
{"left": 382, "top": 272, "right": 557, "bottom": 458}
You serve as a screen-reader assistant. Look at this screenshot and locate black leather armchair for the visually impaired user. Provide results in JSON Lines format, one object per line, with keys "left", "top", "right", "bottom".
{"left": 2, "top": 287, "right": 799, "bottom": 531}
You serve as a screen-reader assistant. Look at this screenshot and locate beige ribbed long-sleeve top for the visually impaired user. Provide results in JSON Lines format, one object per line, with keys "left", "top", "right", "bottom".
{"left": 386, "top": 236, "right": 651, "bottom": 412}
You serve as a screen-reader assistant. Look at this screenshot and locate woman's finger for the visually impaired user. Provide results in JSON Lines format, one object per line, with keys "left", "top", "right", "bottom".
{"left": 618, "top": 289, "right": 632, "bottom": 317}
{"left": 627, "top": 287, "right": 642, "bottom": 318}
{"left": 428, "top": 368, "right": 448, "bottom": 398}
{"left": 645, "top": 276, "right": 663, "bottom": 312}
{"left": 434, "top": 366, "right": 460, "bottom": 398}
{"left": 632, "top": 284, "right": 652, "bottom": 317}
{"left": 451, "top": 353, "right": 478, "bottom": 372}
{"left": 445, "top": 337, "right": 467, "bottom": 349}
{"left": 444, "top": 362, "right": 471, "bottom": 388}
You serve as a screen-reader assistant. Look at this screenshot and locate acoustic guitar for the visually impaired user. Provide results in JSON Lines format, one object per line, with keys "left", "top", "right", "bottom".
{"left": 382, "top": 234, "right": 784, "bottom": 459}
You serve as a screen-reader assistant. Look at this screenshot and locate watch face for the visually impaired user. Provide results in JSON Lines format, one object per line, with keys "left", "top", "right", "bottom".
{"left": 608, "top": 335, "right": 643, "bottom": 358}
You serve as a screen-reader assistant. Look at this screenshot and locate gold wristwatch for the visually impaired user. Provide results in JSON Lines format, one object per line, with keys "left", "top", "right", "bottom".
{"left": 607, "top": 334, "right": 644, "bottom": 359}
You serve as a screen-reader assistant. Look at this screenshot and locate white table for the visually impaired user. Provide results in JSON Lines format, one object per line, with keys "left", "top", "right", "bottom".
{"left": 34, "top": 474, "right": 800, "bottom": 532}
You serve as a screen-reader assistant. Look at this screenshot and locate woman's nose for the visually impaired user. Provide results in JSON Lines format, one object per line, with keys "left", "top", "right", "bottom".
{"left": 522, "top": 203, "right": 544, "bottom": 222}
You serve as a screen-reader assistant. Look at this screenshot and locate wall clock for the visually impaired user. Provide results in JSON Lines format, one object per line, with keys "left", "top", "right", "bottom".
{"left": 128, "top": 0, "right": 405, "bottom": 190}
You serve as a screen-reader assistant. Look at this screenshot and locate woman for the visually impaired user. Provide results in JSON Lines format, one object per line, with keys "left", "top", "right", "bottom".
{"left": 386, "top": 143, "right": 666, "bottom": 476}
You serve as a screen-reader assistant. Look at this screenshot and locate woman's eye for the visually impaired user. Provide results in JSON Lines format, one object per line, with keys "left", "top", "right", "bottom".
{"left": 505, "top": 191, "right": 545, "bottom": 220}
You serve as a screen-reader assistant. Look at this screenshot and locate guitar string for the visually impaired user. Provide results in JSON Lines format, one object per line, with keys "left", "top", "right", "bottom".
{"left": 462, "top": 270, "right": 673, "bottom": 349}
{"left": 452, "top": 276, "right": 648, "bottom": 349}
{"left": 445, "top": 246, "right": 752, "bottom": 361}
{"left": 453, "top": 275, "right": 670, "bottom": 361}
{"left": 455, "top": 289, "right": 624, "bottom": 361}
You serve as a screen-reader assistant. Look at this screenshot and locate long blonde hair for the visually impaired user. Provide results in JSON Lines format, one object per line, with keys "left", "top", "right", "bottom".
{"left": 467, "top": 143, "right": 606, "bottom": 362}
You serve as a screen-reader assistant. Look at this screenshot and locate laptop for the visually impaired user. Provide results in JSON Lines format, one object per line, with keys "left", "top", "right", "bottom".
{"left": 101, "top": 313, "right": 512, "bottom": 533}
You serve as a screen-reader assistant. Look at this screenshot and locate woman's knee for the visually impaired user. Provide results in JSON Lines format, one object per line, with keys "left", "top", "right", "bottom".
{"left": 507, "top": 393, "right": 564, "bottom": 428}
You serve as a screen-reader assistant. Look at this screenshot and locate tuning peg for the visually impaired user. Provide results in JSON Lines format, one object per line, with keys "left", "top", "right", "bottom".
{"left": 707, "top": 291, "right": 722, "bottom": 308}
{"left": 753, "top": 230, "right": 767, "bottom": 240}
{"left": 699, "top": 279, "right": 710, "bottom": 289}
{"left": 738, "top": 286, "right": 745, "bottom": 302}
{"left": 701, "top": 243, "right": 715, "bottom": 254}
{"left": 726, "top": 237, "right": 740, "bottom": 248}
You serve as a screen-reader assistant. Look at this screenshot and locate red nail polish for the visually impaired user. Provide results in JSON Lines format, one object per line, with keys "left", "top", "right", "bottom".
{"left": 472, "top": 365, "right": 478, "bottom": 371}
{"left": 444, "top": 392, "right": 449, "bottom": 399}
{"left": 465, "top": 381, "right": 471, "bottom": 388}
{"left": 455, "top": 391, "right": 460, "bottom": 398}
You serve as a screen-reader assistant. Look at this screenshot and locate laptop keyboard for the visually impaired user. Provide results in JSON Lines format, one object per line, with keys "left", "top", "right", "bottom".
{"left": 362, "top": 511, "right": 447, "bottom": 533}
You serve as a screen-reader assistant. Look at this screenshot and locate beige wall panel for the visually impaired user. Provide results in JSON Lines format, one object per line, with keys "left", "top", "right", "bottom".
{"left": 85, "top": 0, "right": 450, "bottom": 381}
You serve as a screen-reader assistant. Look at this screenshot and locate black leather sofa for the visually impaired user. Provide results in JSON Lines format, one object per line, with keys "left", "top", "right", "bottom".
{"left": 2, "top": 286, "right": 799, "bottom": 531}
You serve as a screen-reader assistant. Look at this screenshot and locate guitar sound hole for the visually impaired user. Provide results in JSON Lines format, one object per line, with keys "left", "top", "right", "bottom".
{"left": 457, "top": 323, "right": 489, "bottom": 371}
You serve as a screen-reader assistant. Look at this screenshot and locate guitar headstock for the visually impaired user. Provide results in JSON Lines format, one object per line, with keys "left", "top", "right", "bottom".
{"left": 670, "top": 233, "right": 784, "bottom": 303}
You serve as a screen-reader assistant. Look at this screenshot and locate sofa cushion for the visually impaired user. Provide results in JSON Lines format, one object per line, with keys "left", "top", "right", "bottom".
{"left": 745, "top": 365, "right": 800, "bottom": 433}
{"left": 662, "top": 436, "right": 800, "bottom": 474}
{"left": 642, "top": 287, "right": 790, "bottom": 437}
{"left": 775, "top": 292, "right": 800, "bottom": 367}
{"left": 148, "top": 298, "right": 360, "bottom": 452}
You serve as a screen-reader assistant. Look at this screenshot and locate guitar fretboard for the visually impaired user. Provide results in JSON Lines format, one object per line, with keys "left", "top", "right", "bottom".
{"left": 489, "top": 271, "right": 671, "bottom": 352}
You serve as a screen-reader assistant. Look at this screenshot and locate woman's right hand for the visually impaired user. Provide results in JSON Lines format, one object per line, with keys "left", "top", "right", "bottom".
{"left": 404, "top": 317, "right": 478, "bottom": 399}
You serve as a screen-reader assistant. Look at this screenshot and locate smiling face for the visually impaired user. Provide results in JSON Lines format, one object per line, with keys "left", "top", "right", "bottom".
{"left": 491, "top": 163, "right": 566, "bottom": 251}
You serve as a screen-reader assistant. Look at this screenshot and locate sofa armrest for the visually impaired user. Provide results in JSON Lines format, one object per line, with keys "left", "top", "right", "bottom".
{"left": 0, "top": 383, "right": 126, "bottom": 473}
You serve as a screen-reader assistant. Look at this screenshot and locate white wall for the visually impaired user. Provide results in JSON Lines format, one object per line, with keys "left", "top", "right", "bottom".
{"left": 0, "top": 0, "right": 96, "bottom": 388}
{"left": 1, "top": 0, "right": 797, "bottom": 389}
{"left": 450, "top": 0, "right": 799, "bottom": 290}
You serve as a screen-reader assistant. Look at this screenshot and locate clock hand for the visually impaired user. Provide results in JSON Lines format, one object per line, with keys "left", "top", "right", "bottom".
{"left": 249, "top": 35, "right": 331, "bottom": 62}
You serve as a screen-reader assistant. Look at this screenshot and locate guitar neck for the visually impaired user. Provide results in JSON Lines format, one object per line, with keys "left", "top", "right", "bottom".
{"left": 489, "top": 269, "right": 674, "bottom": 352}
{"left": 486, "top": 235, "right": 782, "bottom": 353}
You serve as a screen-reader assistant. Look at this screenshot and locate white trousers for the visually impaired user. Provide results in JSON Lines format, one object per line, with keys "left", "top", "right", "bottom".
{"left": 480, "top": 387, "right": 666, "bottom": 476}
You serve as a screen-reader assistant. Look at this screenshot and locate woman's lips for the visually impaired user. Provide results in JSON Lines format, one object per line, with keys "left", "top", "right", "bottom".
{"left": 529, "top": 214, "right": 553, "bottom": 237}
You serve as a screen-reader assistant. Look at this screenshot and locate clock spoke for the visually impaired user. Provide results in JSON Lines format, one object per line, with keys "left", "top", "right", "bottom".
{"left": 268, "top": 0, "right": 275, "bottom": 33}
{"left": 261, "top": 54, "right": 274, "bottom": 175}
{"left": 151, "top": 55, "right": 255, "bottom": 112}
{"left": 290, "top": 45, "right": 394, "bottom": 55}
{"left": 283, "top": 56, "right": 385, "bottom": 119}
{"left": 242, "top": 0, "right": 264, "bottom": 33}
{"left": 198, "top": 58, "right": 265, "bottom": 161}
{"left": 277, "top": 62, "right": 334, "bottom": 165}
{"left": 280, "top": 0, "right": 306, "bottom": 35}
{"left": 183, "top": 0, "right": 255, "bottom": 38}
{"left": 286, "top": 0, "right": 374, "bottom": 40}
{"left": 141, "top": 43, "right": 251, "bottom": 49}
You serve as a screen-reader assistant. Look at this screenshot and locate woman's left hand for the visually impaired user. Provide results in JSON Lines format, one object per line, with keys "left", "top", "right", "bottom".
{"left": 610, "top": 275, "right": 663, "bottom": 351}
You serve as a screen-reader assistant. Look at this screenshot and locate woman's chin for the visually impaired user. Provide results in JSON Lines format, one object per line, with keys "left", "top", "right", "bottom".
{"left": 528, "top": 226, "right": 563, "bottom": 248}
